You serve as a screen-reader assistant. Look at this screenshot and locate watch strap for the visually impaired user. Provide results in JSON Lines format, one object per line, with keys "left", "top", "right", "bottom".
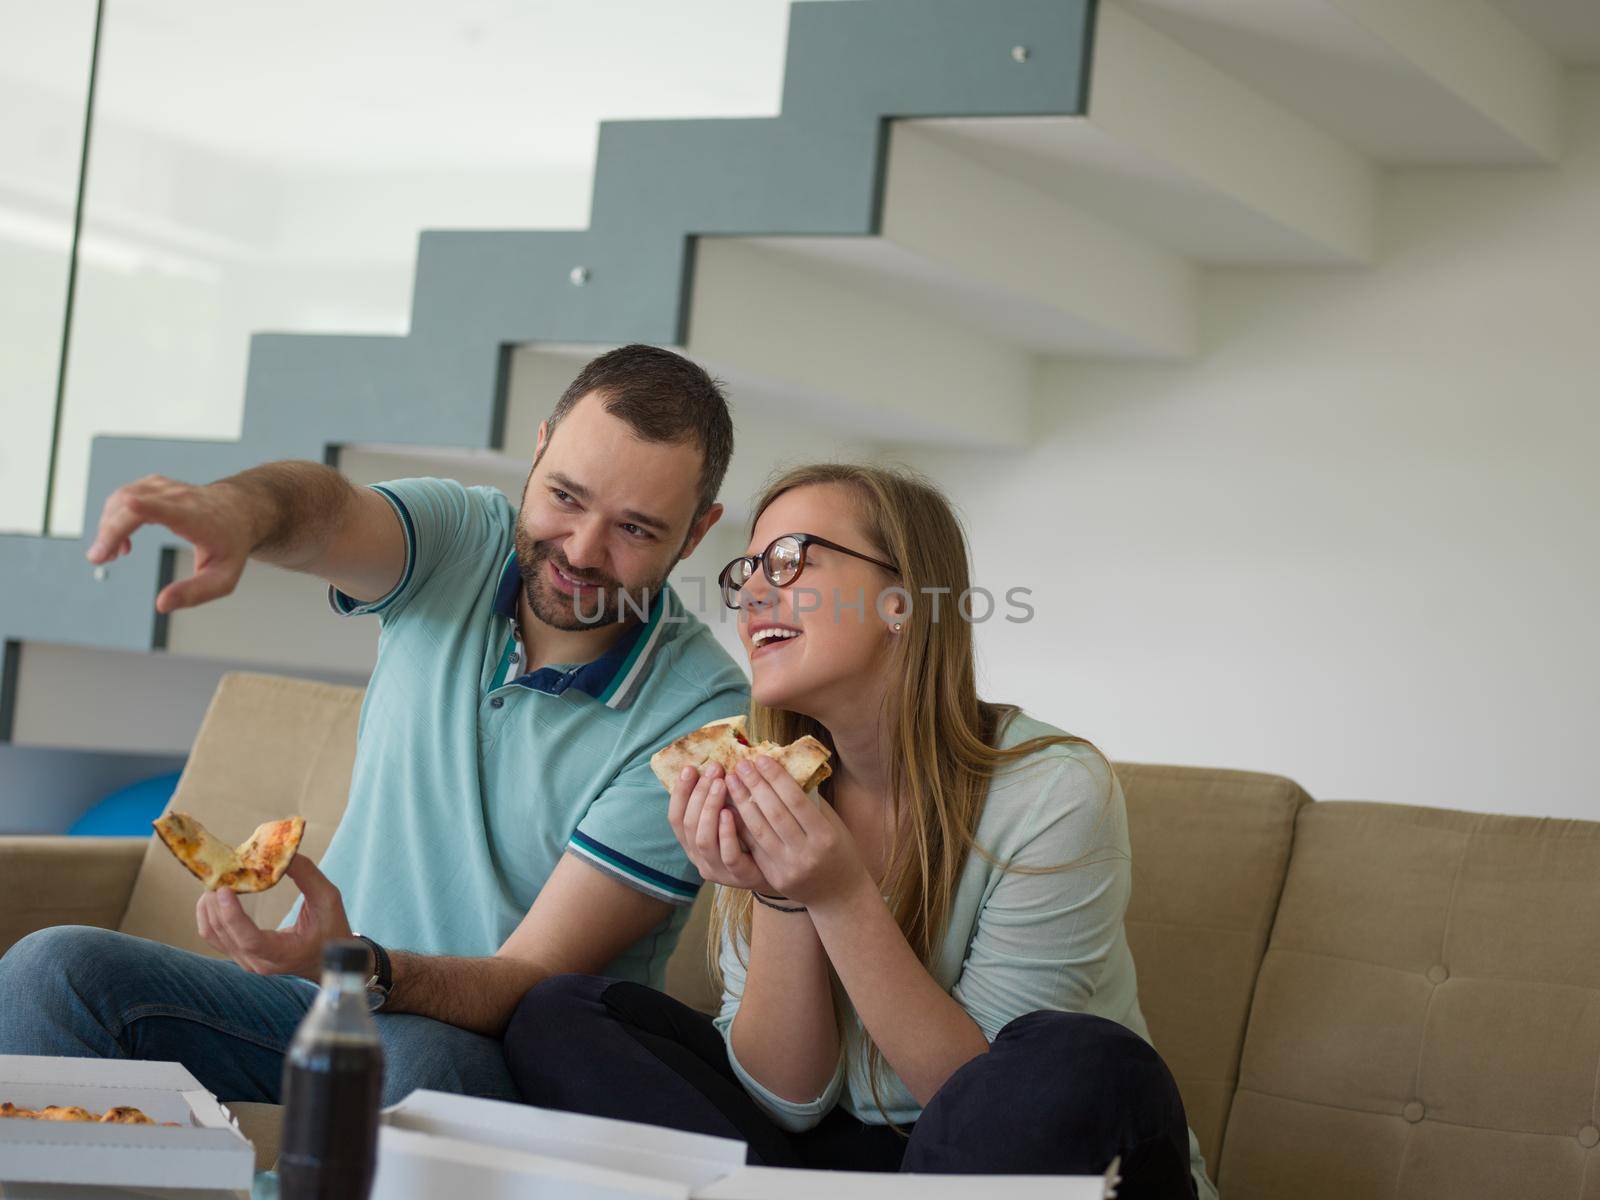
{"left": 351, "top": 932, "right": 392, "bottom": 1007}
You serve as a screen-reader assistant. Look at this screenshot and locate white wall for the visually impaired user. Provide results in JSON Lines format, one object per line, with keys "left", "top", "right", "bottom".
{"left": 883, "top": 70, "right": 1600, "bottom": 823}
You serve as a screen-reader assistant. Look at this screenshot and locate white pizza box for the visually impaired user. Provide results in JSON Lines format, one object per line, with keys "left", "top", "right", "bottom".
{"left": 694, "top": 1161, "right": 1120, "bottom": 1200}
{"left": 0, "top": 1056, "right": 255, "bottom": 1192}
{"left": 0, "top": 1182, "right": 247, "bottom": 1199}
{"left": 372, "top": 1128, "right": 690, "bottom": 1200}
{"left": 371, "top": 1090, "right": 745, "bottom": 1200}
{"left": 369, "top": 1091, "right": 1119, "bottom": 1200}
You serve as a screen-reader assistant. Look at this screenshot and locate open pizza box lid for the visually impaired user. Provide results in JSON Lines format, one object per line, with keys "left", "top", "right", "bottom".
{"left": 696, "top": 1165, "right": 1116, "bottom": 1199}
{"left": 373, "top": 1091, "right": 1118, "bottom": 1199}
{"left": 374, "top": 1090, "right": 741, "bottom": 1199}
{"left": 0, "top": 1055, "right": 255, "bottom": 1192}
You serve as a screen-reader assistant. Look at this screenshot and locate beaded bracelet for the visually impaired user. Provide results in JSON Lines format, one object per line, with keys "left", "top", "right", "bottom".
{"left": 753, "top": 890, "right": 807, "bottom": 913}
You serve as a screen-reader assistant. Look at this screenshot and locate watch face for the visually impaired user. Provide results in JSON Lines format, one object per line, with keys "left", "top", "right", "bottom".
{"left": 364, "top": 987, "right": 387, "bottom": 1014}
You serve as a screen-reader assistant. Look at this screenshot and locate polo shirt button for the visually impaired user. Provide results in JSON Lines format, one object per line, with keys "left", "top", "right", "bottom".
{"left": 1580, "top": 1126, "right": 1600, "bottom": 1148}
{"left": 1425, "top": 964, "right": 1448, "bottom": 984}
{"left": 489, "top": 696, "right": 505, "bottom": 709}
{"left": 1402, "top": 1102, "right": 1424, "bottom": 1124}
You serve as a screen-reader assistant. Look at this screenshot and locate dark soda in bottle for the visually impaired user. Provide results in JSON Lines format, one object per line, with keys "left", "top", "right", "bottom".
{"left": 278, "top": 939, "right": 386, "bottom": 1200}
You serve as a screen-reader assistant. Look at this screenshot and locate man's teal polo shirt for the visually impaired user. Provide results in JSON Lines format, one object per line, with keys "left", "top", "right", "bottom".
{"left": 308, "top": 476, "right": 749, "bottom": 988}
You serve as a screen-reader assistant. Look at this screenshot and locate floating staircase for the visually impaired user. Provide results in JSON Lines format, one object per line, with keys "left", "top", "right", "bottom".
{"left": 0, "top": 0, "right": 1587, "bottom": 741}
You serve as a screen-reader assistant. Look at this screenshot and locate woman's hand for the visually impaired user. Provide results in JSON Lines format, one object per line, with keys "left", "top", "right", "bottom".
{"left": 667, "top": 763, "right": 780, "bottom": 893}
{"left": 725, "top": 755, "right": 870, "bottom": 906}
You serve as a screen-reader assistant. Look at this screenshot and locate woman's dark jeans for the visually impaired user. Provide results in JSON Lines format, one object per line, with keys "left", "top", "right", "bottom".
{"left": 503, "top": 973, "right": 1197, "bottom": 1199}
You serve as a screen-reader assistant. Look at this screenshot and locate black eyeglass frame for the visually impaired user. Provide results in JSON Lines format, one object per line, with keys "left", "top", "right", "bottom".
{"left": 718, "top": 532, "right": 898, "bottom": 610}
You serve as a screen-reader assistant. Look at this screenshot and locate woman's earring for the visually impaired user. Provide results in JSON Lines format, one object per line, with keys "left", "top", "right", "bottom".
{"left": 892, "top": 622, "right": 902, "bottom": 633}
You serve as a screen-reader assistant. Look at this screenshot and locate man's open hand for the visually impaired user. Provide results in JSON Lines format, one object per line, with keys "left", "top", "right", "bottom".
{"left": 87, "top": 474, "right": 259, "bottom": 614}
{"left": 196, "top": 856, "right": 354, "bottom": 980}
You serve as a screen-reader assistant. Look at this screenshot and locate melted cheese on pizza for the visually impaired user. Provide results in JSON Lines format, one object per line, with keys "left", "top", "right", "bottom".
{"left": 152, "top": 811, "right": 305, "bottom": 893}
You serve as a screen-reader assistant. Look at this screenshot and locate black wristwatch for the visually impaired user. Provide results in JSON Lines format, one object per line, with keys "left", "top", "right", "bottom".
{"left": 351, "top": 932, "right": 392, "bottom": 1012}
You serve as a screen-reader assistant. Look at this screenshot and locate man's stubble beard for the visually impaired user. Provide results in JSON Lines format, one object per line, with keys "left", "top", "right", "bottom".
{"left": 512, "top": 518, "right": 665, "bottom": 633}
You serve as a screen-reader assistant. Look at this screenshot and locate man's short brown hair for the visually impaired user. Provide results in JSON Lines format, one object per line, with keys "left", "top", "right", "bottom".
{"left": 546, "top": 345, "right": 733, "bottom": 519}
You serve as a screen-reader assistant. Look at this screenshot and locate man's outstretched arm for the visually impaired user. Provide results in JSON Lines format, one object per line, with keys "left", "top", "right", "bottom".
{"left": 198, "top": 852, "right": 676, "bottom": 1038}
{"left": 86, "top": 461, "right": 406, "bottom": 614}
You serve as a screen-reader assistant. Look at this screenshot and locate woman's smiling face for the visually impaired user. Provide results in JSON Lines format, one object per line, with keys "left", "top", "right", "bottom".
{"left": 735, "top": 483, "right": 901, "bottom": 719}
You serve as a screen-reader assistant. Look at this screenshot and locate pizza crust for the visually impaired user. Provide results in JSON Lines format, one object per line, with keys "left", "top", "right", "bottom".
{"left": 151, "top": 811, "right": 305, "bottom": 893}
{"left": 650, "top": 715, "right": 832, "bottom": 794}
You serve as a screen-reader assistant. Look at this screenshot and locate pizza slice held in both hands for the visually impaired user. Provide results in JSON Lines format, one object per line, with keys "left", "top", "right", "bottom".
{"left": 151, "top": 810, "right": 305, "bottom": 893}
{"left": 650, "top": 715, "right": 832, "bottom": 794}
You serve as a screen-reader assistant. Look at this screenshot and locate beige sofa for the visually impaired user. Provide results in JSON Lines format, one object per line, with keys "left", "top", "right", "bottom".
{"left": 3, "top": 672, "right": 1597, "bottom": 1197}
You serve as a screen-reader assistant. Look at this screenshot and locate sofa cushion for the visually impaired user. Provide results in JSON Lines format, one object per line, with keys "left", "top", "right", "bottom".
{"left": 119, "top": 673, "right": 363, "bottom": 953}
{"left": 108, "top": 669, "right": 1323, "bottom": 1189}
{"left": 1116, "top": 762, "right": 1311, "bottom": 1174}
{"left": 1222, "top": 801, "right": 1600, "bottom": 1200}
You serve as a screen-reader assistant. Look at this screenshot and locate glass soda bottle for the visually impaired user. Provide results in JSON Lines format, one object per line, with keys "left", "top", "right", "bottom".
{"left": 278, "top": 939, "right": 386, "bottom": 1200}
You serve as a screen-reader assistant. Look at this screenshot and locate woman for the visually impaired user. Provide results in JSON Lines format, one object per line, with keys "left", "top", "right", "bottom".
{"left": 504, "top": 463, "right": 1216, "bottom": 1200}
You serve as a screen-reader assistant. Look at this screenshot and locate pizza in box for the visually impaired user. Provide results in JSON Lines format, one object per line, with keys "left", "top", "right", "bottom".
{"left": 1, "top": 1102, "right": 178, "bottom": 1126}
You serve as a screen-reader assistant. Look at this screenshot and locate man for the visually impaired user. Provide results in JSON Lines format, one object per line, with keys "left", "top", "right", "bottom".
{"left": 0, "top": 345, "right": 750, "bottom": 1105}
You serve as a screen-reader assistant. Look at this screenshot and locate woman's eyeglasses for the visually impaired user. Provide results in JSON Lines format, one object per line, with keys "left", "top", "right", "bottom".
{"left": 718, "top": 533, "right": 898, "bottom": 610}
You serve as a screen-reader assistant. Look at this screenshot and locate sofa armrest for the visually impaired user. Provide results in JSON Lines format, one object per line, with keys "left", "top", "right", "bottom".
{"left": 0, "top": 836, "right": 147, "bottom": 957}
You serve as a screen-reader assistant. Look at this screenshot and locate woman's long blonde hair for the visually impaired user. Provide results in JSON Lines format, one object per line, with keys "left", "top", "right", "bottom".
{"left": 708, "top": 462, "right": 1121, "bottom": 1131}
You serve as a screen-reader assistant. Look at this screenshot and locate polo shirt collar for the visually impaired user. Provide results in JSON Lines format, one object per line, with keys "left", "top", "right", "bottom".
{"left": 492, "top": 551, "right": 672, "bottom": 710}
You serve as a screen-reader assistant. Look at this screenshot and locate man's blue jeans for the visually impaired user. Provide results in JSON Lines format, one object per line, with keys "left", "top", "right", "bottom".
{"left": 0, "top": 926, "right": 517, "bottom": 1106}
